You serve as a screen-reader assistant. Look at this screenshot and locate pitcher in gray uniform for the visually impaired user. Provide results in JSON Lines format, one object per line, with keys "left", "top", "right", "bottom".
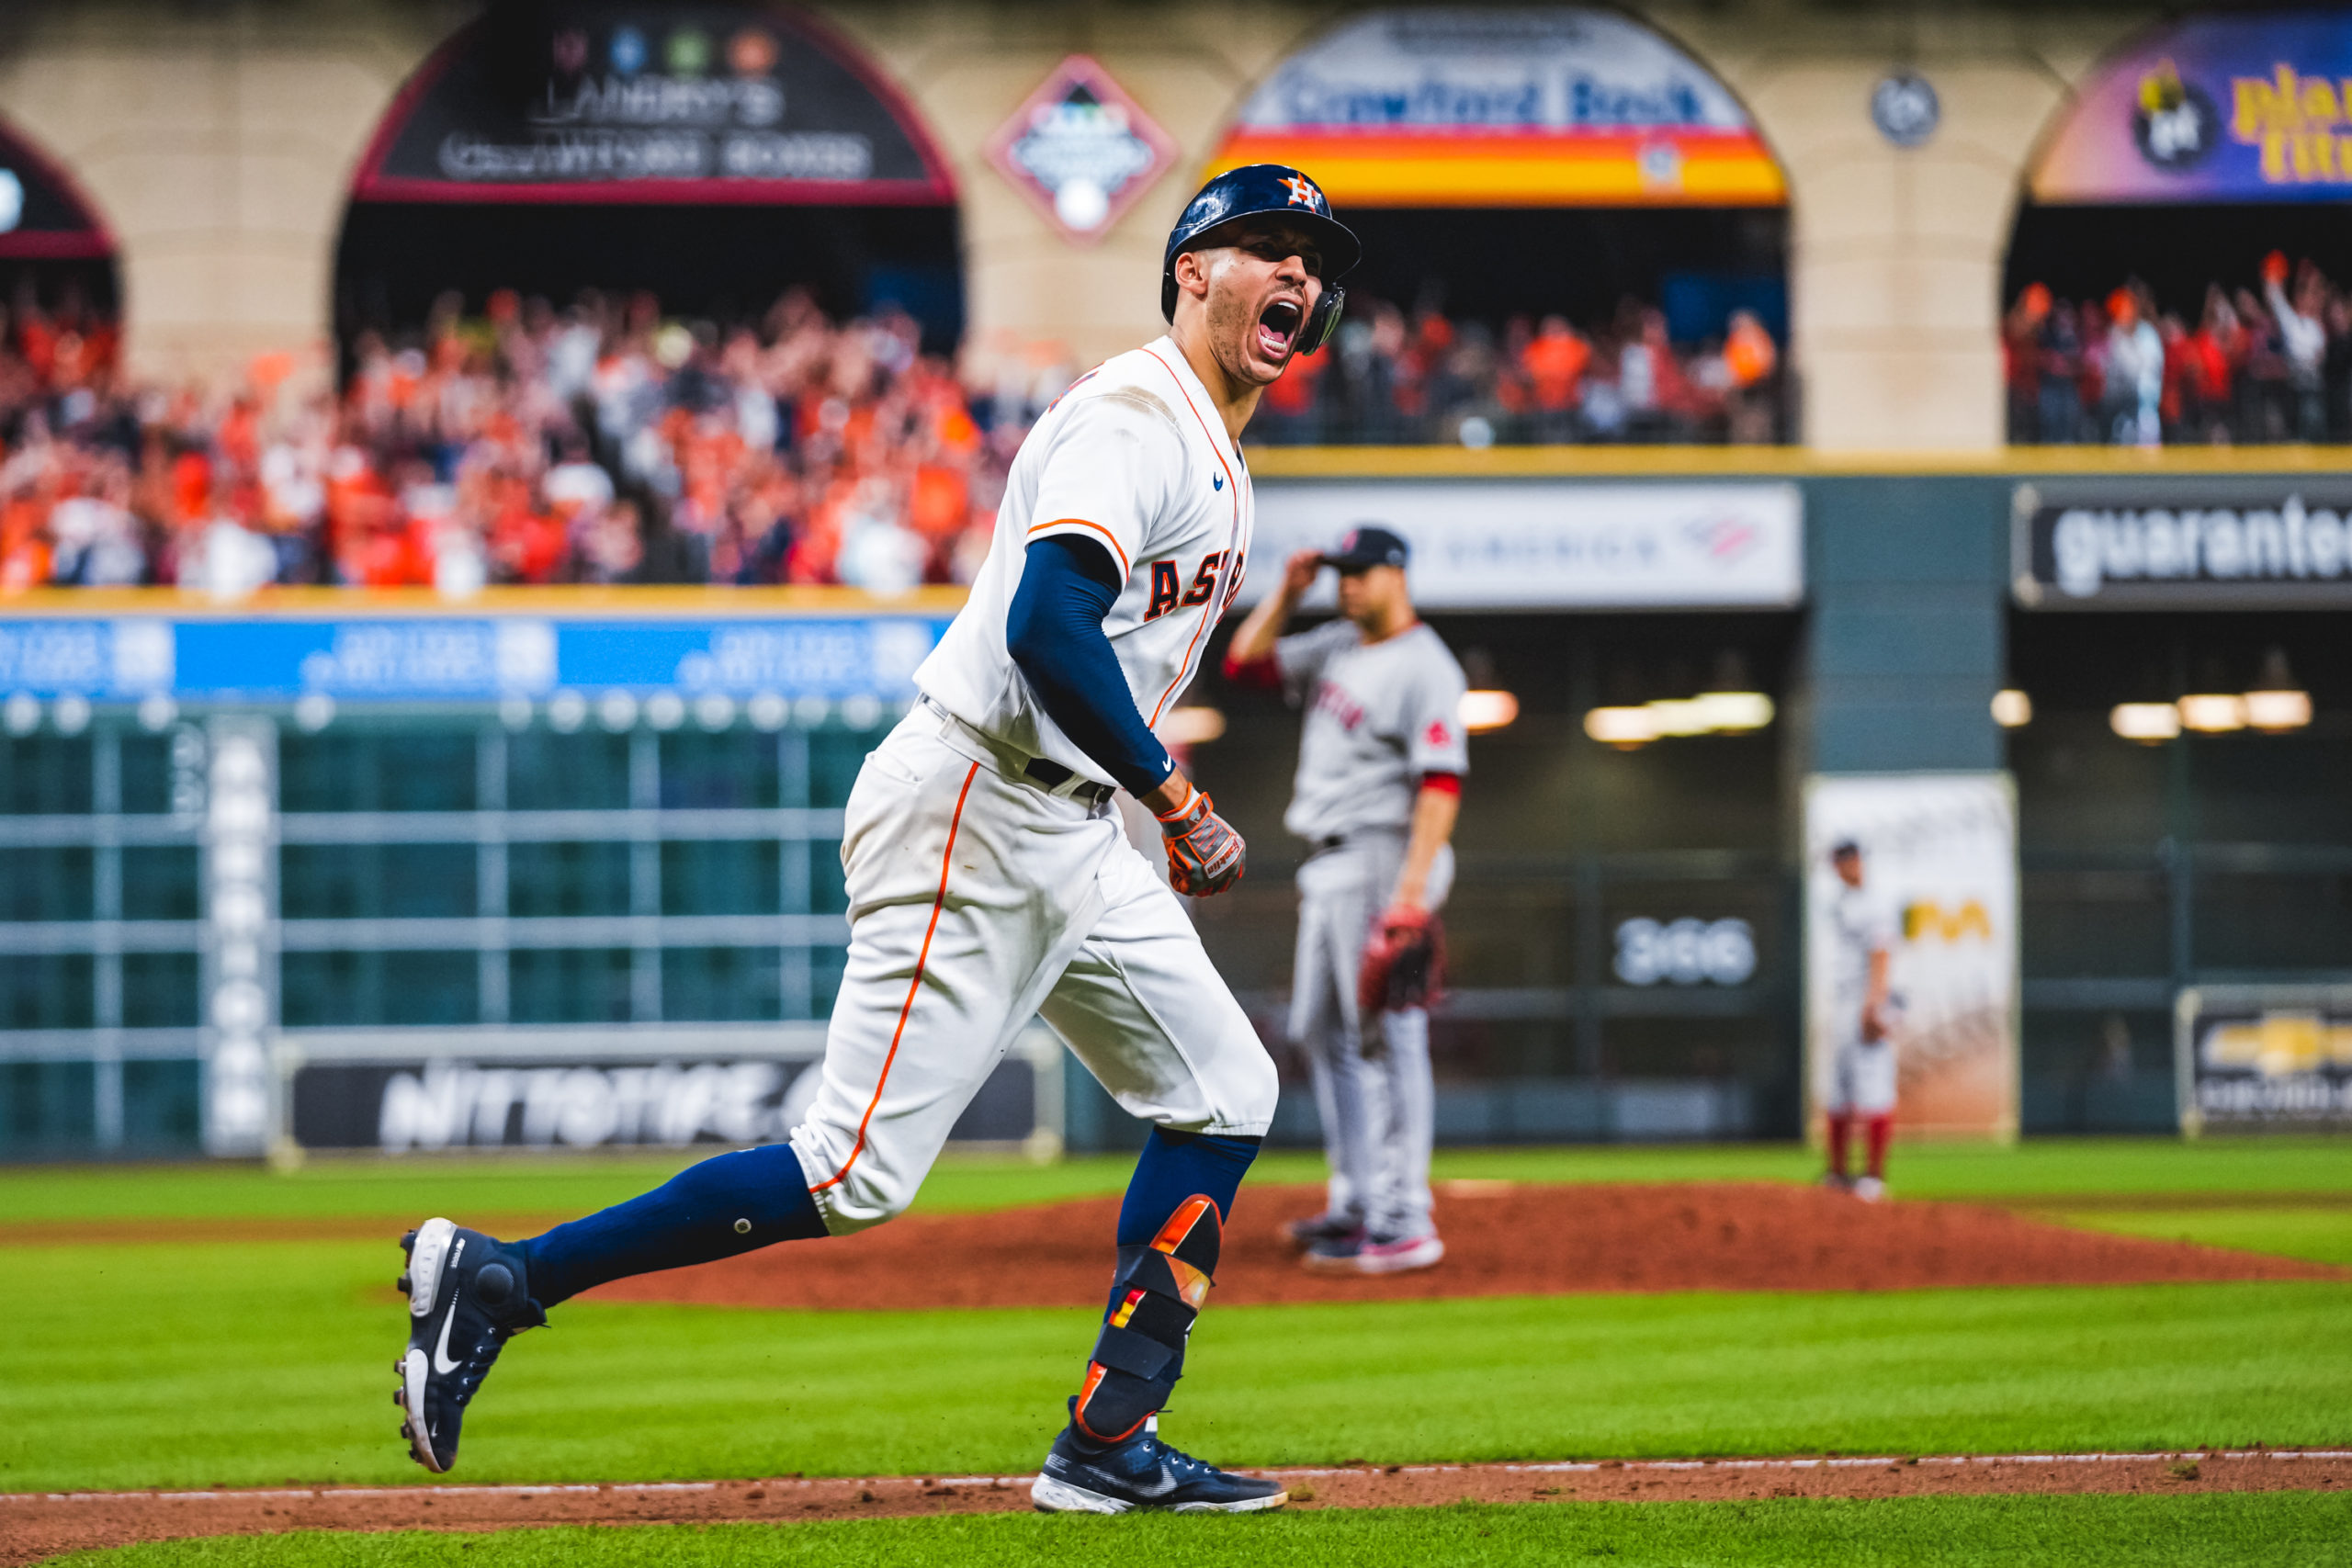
{"left": 1223, "top": 525, "right": 1466, "bottom": 1273}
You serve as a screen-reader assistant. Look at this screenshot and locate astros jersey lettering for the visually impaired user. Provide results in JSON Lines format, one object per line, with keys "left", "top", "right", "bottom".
{"left": 918, "top": 336, "right": 1253, "bottom": 785}
{"left": 1274, "top": 620, "right": 1469, "bottom": 840}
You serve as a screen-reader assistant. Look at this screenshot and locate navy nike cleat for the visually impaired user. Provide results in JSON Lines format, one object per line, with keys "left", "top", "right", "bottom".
{"left": 1283, "top": 1211, "right": 1361, "bottom": 1250}
{"left": 1033, "top": 1416, "right": 1287, "bottom": 1515}
{"left": 1298, "top": 1226, "right": 1367, "bottom": 1271}
{"left": 394, "top": 1217, "right": 544, "bottom": 1473}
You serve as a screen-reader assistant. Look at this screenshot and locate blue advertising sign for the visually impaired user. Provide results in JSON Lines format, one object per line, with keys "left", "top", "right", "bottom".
{"left": 0, "top": 615, "right": 949, "bottom": 703}
{"left": 2034, "top": 10, "right": 2352, "bottom": 203}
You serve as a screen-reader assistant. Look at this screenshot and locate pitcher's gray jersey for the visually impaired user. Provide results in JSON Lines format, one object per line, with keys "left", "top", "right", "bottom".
{"left": 1275, "top": 620, "right": 1468, "bottom": 841}
{"left": 1827, "top": 884, "right": 1897, "bottom": 1021}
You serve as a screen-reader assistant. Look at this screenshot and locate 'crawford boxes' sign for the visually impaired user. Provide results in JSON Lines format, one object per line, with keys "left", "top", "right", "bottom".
{"left": 2013, "top": 481, "right": 2352, "bottom": 607}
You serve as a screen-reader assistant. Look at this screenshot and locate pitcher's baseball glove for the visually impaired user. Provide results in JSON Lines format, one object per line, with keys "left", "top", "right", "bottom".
{"left": 1358, "top": 904, "right": 1443, "bottom": 1027}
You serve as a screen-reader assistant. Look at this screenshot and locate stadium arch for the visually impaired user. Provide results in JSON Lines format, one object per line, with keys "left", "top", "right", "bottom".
{"left": 2005, "top": 8, "right": 2352, "bottom": 446}
{"left": 0, "top": 110, "right": 122, "bottom": 373}
{"left": 1200, "top": 6, "right": 1792, "bottom": 446}
{"left": 332, "top": 4, "right": 965, "bottom": 361}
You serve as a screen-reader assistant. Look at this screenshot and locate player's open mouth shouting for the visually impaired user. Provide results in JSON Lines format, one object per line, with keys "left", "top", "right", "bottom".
{"left": 1193, "top": 219, "right": 1329, "bottom": 385}
{"left": 1256, "top": 290, "right": 1306, "bottom": 363}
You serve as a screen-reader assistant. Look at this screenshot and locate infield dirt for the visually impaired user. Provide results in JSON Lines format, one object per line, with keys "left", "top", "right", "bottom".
{"left": 582, "top": 1181, "right": 2341, "bottom": 1310}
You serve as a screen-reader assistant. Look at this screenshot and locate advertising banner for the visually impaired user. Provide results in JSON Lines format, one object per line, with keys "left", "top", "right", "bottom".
{"left": 2032, "top": 10, "right": 2352, "bottom": 204}
{"left": 352, "top": 5, "right": 955, "bottom": 204}
{"left": 284, "top": 1026, "right": 1057, "bottom": 1152}
{"left": 1804, "top": 774, "right": 2018, "bottom": 1140}
{"left": 0, "top": 613, "right": 949, "bottom": 703}
{"left": 2012, "top": 479, "right": 2352, "bottom": 609}
{"left": 2177, "top": 987, "right": 2352, "bottom": 1132}
{"left": 1205, "top": 6, "right": 1784, "bottom": 207}
{"left": 1247, "top": 480, "right": 1802, "bottom": 609}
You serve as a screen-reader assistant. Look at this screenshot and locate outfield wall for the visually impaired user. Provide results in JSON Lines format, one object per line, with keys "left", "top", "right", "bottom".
{"left": 8, "top": 453, "right": 2349, "bottom": 1157}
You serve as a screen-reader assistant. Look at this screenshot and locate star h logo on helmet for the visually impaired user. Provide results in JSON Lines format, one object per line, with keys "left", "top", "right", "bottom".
{"left": 1281, "top": 174, "right": 1323, "bottom": 211}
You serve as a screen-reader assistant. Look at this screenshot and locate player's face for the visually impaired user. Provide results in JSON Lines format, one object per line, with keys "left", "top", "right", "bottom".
{"left": 1334, "top": 563, "right": 1406, "bottom": 626}
{"left": 1834, "top": 851, "right": 1864, "bottom": 888}
{"left": 1193, "top": 219, "right": 1326, "bottom": 386}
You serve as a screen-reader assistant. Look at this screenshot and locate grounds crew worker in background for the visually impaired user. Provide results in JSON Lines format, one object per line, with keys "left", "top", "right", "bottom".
{"left": 1223, "top": 525, "right": 1466, "bottom": 1274}
{"left": 1822, "top": 838, "right": 1897, "bottom": 1201}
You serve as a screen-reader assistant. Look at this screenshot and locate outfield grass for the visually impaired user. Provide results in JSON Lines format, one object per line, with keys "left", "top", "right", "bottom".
{"left": 4, "top": 1226, "right": 2347, "bottom": 1493}
{"left": 8, "top": 1137, "right": 2351, "bottom": 1226}
{"left": 45, "top": 1495, "right": 2352, "bottom": 1568}
{"left": 2055, "top": 1207, "right": 2352, "bottom": 1268}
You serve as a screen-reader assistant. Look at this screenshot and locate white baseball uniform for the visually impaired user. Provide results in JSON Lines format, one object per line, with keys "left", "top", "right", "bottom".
{"left": 1825, "top": 881, "right": 1899, "bottom": 1115}
{"left": 786, "top": 337, "right": 1277, "bottom": 1233}
{"left": 1278, "top": 618, "right": 1467, "bottom": 1240}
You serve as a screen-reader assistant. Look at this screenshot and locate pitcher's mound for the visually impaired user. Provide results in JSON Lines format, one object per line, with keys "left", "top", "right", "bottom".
{"left": 588, "top": 1181, "right": 2340, "bottom": 1311}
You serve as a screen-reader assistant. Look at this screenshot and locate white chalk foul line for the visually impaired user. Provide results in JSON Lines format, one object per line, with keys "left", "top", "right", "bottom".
{"left": 12, "top": 1451, "right": 2349, "bottom": 1506}
{"left": 1252, "top": 1450, "right": 2352, "bottom": 1481}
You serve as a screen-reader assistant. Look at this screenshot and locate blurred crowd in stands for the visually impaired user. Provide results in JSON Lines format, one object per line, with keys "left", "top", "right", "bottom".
{"left": 1254, "top": 296, "right": 1783, "bottom": 447}
{"left": 0, "top": 283, "right": 1043, "bottom": 595}
{"left": 0, "top": 280, "right": 1784, "bottom": 595}
{"left": 2007, "top": 253, "right": 2352, "bottom": 446}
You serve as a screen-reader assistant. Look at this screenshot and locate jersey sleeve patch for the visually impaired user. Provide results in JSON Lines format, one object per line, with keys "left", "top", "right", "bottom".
{"left": 1406, "top": 649, "right": 1473, "bottom": 777}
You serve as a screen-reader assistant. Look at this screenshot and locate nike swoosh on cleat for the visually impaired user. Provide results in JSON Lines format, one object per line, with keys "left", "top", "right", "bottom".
{"left": 432, "top": 1303, "right": 463, "bottom": 1375}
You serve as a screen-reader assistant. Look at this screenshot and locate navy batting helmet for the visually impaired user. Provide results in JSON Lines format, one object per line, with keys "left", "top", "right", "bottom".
{"left": 1160, "top": 164, "right": 1360, "bottom": 355}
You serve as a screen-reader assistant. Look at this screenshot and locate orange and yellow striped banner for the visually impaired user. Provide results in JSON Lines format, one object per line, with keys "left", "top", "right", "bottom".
{"left": 1205, "top": 130, "right": 1785, "bottom": 207}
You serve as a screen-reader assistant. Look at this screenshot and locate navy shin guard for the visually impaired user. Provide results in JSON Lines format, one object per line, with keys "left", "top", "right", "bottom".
{"left": 1074, "top": 1193, "right": 1222, "bottom": 1443}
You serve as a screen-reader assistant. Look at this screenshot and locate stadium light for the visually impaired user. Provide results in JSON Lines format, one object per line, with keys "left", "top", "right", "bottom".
{"left": 1991, "top": 689, "right": 2032, "bottom": 728}
{"left": 2176, "top": 694, "right": 2246, "bottom": 733}
{"left": 1584, "top": 705, "right": 1659, "bottom": 747}
{"left": 1645, "top": 698, "right": 1712, "bottom": 737}
{"left": 1161, "top": 706, "right": 1227, "bottom": 745}
{"left": 2245, "top": 688, "right": 2312, "bottom": 731}
{"left": 2110, "top": 703, "right": 2181, "bottom": 742}
{"left": 2245, "top": 648, "right": 2312, "bottom": 732}
{"left": 1691, "top": 691, "right": 1774, "bottom": 731}
{"left": 1459, "top": 690, "right": 1520, "bottom": 732}
{"left": 1583, "top": 692, "right": 1770, "bottom": 746}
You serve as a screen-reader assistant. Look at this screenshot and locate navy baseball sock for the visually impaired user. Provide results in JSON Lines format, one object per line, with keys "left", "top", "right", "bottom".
{"left": 1117, "top": 1127, "right": 1261, "bottom": 1247}
{"left": 519, "top": 1143, "right": 826, "bottom": 1308}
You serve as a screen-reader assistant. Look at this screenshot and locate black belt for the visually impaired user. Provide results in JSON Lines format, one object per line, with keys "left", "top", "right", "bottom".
{"left": 1315, "top": 831, "right": 1403, "bottom": 852}
{"left": 1023, "top": 755, "right": 1116, "bottom": 807}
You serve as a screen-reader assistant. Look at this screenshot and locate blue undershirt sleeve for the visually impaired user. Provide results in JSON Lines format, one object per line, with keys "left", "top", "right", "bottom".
{"left": 1006, "top": 534, "right": 1177, "bottom": 799}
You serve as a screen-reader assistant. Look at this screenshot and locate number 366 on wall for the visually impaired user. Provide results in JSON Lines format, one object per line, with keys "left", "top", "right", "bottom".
{"left": 1614, "top": 918, "right": 1758, "bottom": 987}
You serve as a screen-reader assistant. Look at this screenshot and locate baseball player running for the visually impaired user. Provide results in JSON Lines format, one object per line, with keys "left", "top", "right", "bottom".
{"left": 1222, "top": 526, "right": 1466, "bottom": 1273}
{"left": 1822, "top": 839, "right": 1897, "bottom": 1200}
{"left": 388, "top": 165, "right": 1361, "bottom": 1514}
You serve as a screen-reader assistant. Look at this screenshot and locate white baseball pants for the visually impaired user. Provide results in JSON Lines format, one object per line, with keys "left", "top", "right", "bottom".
{"left": 1288, "top": 832, "right": 1453, "bottom": 1240}
{"left": 1826, "top": 1035, "right": 1898, "bottom": 1116}
{"left": 788, "top": 705, "right": 1279, "bottom": 1234}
